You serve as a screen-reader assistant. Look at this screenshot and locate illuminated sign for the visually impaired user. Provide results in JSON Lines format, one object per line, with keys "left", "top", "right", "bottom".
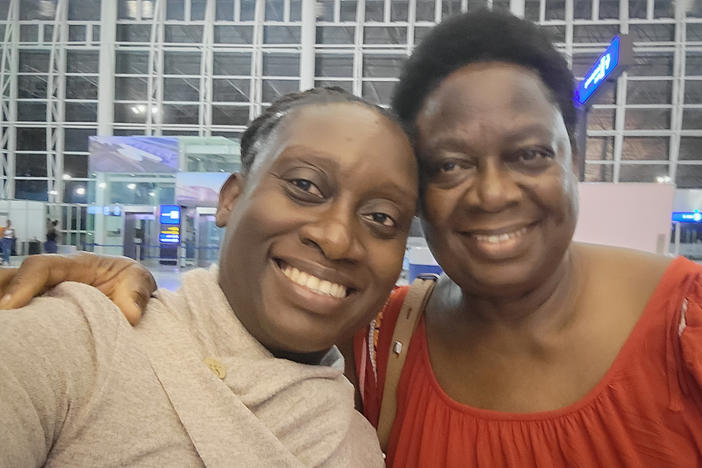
{"left": 159, "top": 204, "right": 181, "bottom": 225}
{"left": 672, "top": 211, "right": 702, "bottom": 223}
{"left": 574, "top": 35, "right": 632, "bottom": 107}
{"left": 159, "top": 225, "right": 180, "bottom": 244}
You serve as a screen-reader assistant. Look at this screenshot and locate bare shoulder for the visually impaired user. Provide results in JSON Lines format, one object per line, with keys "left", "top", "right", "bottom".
{"left": 573, "top": 243, "right": 673, "bottom": 309}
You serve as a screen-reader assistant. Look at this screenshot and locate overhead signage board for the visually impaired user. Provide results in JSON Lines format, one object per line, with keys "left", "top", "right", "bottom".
{"left": 672, "top": 211, "right": 702, "bottom": 223}
{"left": 159, "top": 204, "right": 181, "bottom": 225}
{"left": 573, "top": 34, "right": 633, "bottom": 108}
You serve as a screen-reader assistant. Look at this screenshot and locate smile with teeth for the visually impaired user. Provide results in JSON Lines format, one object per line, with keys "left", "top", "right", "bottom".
{"left": 280, "top": 263, "right": 348, "bottom": 299}
{"left": 472, "top": 226, "right": 529, "bottom": 244}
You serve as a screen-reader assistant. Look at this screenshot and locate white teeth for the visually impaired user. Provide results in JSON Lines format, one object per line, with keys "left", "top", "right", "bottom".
{"left": 474, "top": 227, "right": 528, "bottom": 244}
{"left": 280, "top": 264, "right": 347, "bottom": 299}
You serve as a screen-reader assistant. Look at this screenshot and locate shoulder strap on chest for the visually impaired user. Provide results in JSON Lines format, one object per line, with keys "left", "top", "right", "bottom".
{"left": 377, "top": 274, "right": 437, "bottom": 452}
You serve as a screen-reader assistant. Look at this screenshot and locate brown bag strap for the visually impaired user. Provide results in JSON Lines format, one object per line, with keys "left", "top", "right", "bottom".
{"left": 377, "top": 274, "right": 438, "bottom": 452}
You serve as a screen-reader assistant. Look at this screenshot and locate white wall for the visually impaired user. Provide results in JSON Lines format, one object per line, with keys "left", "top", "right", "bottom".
{"left": 574, "top": 183, "right": 674, "bottom": 254}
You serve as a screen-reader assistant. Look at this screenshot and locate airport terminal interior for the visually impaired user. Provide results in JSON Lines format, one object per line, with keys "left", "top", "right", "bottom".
{"left": 0, "top": 0, "right": 701, "bottom": 289}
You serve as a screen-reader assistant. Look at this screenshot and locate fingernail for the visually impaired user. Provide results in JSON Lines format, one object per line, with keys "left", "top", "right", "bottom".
{"left": 0, "top": 294, "right": 11, "bottom": 307}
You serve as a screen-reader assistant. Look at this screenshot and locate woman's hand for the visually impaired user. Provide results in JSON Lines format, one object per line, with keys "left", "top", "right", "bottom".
{"left": 0, "top": 253, "right": 156, "bottom": 325}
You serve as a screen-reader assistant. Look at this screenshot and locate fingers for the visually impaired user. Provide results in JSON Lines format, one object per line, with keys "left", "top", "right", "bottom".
{"left": 107, "top": 263, "right": 157, "bottom": 325}
{"left": 0, "top": 256, "right": 68, "bottom": 309}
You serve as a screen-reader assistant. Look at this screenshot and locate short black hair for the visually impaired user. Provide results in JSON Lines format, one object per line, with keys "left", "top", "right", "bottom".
{"left": 392, "top": 9, "right": 576, "bottom": 144}
{"left": 240, "top": 86, "right": 400, "bottom": 174}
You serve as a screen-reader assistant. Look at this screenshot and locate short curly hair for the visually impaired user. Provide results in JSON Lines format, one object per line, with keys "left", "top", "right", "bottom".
{"left": 392, "top": 9, "right": 576, "bottom": 145}
{"left": 240, "top": 87, "right": 400, "bottom": 174}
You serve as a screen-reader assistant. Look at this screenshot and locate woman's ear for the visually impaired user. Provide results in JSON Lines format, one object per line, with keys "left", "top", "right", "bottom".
{"left": 215, "top": 173, "right": 244, "bottom": 227}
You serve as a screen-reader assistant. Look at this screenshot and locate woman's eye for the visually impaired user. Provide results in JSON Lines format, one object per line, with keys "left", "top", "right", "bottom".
{"left": 289, "top": 178, "right": 323, "bottom": 197}
{"left": 364, "top": 212, "right": 396, "bottom": 227}
{"left": 517, "top": 148, "right": 553, "bottom": 162}
{"left": 440, "top": 161, "right": 457, "bottom": 173}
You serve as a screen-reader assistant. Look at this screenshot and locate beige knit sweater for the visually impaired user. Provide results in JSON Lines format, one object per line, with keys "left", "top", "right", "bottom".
{"left": 0, "top": 268, "right": 384, "bottom": 467}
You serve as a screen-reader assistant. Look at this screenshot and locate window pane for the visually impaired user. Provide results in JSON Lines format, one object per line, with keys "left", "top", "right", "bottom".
{"left": 18, "top": 75, "right": 47, "bottom": 98}
{"left": 264, "top": 26, "right": 301, "bottom": 44}
{"left": 687, "top": 23, "right": 702, "bottom": 42}
{"left": 630, "top": 24, "right": 675, "bottom": 42}
{"left": 212, "top": 79, "right": 250, "bottom": 102}
{"left": 546, "top": 0, "right": 565, "bottom": 20}
{"left": 17, "top": 102, "right": 46, "bottom": 122}
{"left": 679, "top": 137, "right": 702, "bottom": 161}
{"left": 214, "top": 25, "right": 253, "bottom": 44}
{"left": 626, "top": 80, "right": 672, "bottom": 104}
{"left": 621, "top": 136, "right": 669, "bottom": 160}
{"left": 316, "top": 54, "right": 354, "bottom": 78}
{"left": 20, "top": 24, "right": 38, "bottom": 42}
{"left": 265, "top": 0, "right": 285, "bottom": 21}
{"left": 116, "top": 24, "right": 151, "bottom": 42}
{"left": 630, "top": 52, "right": 674, "bottom": 76}
{"left": 618, "top": 164, "right": 669, "bottom": 182}
{"left": 65, "top": 102, "right": 98, "bottom": 122}
{"left": 65, "top": 128, "right": 97, "bottom": 152}
{"left": 585, "top": 136, "right": 614, "bottom": 161}
{"left": 316, "top": 26, "right": 356, "bottom": 44}
{"left": 19, "top": 50, "right": 50, "bottom": 73}
{"left": 68, "top": 0, "right": 101, "bottom": 20}
{"left": 262, "top": 53, "right": 299, "bottom": 76}
{"left": 164, "top": 77, "right": 200, "bottom": 101}
{"left": 164, "top": 51, "right": 202, "bottom": 75}
{"left": 588, "top": 107, "right": 616, "bottom": 130}
{"left": 574, "top": 0, "right": 592, "bottom": 19}
{"left": 363, "top": 26, "right": 407, "bottom": 44}
{"left": 67, "top": 50, "right": 99, "bottom": 73}
{"left": 365, "top": 0, "right": 384, "bottom": 21}
{"left": 15, "top": 154, "right": 47, "bottom": 177}
{"left": 687, "top": 52, "right": 702, "bottom": 76}
{"left": 391, "top": 0, "right": 409, "bottom": 21}
{"left": 573, "top": 24, "right": 620, "bottom": 44}
{"left": 585, "top": 163, "right": 614, "bottom": 182}
{"left": 629, "top": 0, "right": 647, "bottom": 18}
{"left": 15, "top": 179, "right": 48, "bottom": 201}
{"left": 599, "top": 0, "right": 619, "bottom": 19}
{"left": 162, "top": 104, "right": 198, "bottom": 124}
{"left": 262, "top": 79, "right": 299, "bottom": 102}
{"left": 17, "top": 127, "right": 46, "bottom": 151}
{"left": 167, "top": 0, "right": 185, "bottom": 20}
{"left": 65, "top": 154, "right": 89, "bottom": 178}
{"left": 69, "top": 25, "right": 87, "bottom": 42}
{"left": 676, "top": 165, "right": 702, "bottom": 188}
{"left": 211, "top": 105, "right": 250, "bottom": 125}
{"left": 115, "top": 51, "right": 149, "bottom": 74}
{"left": 164, "top": 25, "right": 203, "bottom": 43}
{"left": 115, "top": 76, "right": 148, "bottom": 100}
{"left": 213, "top": 53, "right": 251, "bottom": 76}
{"left": 215, "top": 0, "right": 234, "bottom": 20}
{"left": 362, "top": 81, "right": 395, "bottom": 105}
{"left": 66, "top": 76, "right": 98, "bottom": 99}
{"left": 363, "top": 54, "right": 404, "bottom": 78}
{"left": 624, "top": 108, "right": 670, "bottom": 130}
{"left": 682, "top": 109, "right": 702, "bottom": 129}
{"left": 114, "top": 103, "right": 147, "bottom": 123}
{"left": 20, "top": 0, "right": 55, "bottom": 19}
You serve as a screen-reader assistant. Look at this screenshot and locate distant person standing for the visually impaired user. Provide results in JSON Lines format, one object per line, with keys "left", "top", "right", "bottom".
{"left": 1, "top": 220, "right": 15, "bottom": 265}
{"left": 45, "top": 220, "right": 59, "bottom": 254}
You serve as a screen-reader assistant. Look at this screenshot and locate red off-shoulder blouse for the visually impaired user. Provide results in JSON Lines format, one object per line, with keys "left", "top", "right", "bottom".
{"left": 355, "top": 257, "right": 702, "bottom": 467}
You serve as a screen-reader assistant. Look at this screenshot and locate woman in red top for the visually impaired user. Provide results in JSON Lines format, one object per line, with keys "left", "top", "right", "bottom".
{"left": 2, "top": 10, "right": 701, "bottom": 468}
{"left": 353, "top": 10, "right": 702, "bottom": 467}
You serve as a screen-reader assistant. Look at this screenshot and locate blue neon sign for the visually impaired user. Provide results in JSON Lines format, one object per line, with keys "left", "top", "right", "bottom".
{"left": 672, "top": 211, "right": 702, "bottom": 223}
{"left": 574, "top": 36, "right": 622, "bottom": 107}
{"left": 159, "top": 204, "right": 181, "bottom": 225}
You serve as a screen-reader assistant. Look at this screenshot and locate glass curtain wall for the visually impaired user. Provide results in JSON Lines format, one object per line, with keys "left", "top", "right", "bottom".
{"left": 0, "top": 0, "right": 701, "bottom": 208}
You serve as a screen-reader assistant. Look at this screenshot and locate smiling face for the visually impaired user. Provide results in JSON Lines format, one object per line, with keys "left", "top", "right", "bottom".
{"left": 217, "top": 102, "right": 418, "bottom": 355}
{"left": 415, "top": 62, "right": 578, "bottom": 298}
